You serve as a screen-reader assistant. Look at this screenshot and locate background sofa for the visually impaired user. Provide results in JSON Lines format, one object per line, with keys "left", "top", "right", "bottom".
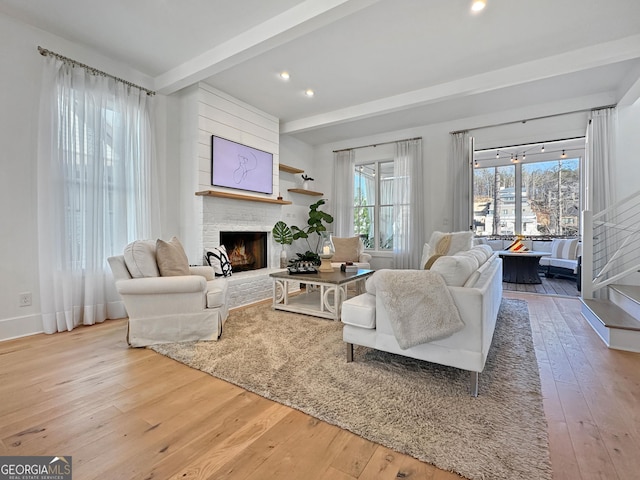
{"left": 478, "top": 237, "right": 581, "bottom": 286}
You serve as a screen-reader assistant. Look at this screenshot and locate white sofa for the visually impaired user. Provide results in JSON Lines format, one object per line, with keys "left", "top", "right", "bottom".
{"left": 341, "top": 243, "right": 503, "bottom": 396}
{"left": 108, "top": 239, "right": 229, "bottom": 347}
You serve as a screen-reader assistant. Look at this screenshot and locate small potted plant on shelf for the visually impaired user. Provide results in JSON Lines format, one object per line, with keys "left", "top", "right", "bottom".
{"left": 301, "top": 174, "right": 314, "bottom": 190}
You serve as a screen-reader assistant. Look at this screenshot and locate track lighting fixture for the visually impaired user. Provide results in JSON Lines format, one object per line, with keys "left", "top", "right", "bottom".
{"left": 541, "top": 144, "right": 545, "bottom": 153}
{"left": 561, "top": 150, "right": 566, "bottom": 158}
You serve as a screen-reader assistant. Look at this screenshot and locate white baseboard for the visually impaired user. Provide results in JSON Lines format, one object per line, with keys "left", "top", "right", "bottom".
{"left": 0, "top": 314, "right": 44, "bottom": 342}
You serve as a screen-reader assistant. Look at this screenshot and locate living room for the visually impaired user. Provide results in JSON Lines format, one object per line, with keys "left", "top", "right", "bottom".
{"left": 2, "top": 1, "right": 640, "bottom": 479}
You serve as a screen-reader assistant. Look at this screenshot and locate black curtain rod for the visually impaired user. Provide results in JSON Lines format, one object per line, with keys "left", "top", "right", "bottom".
{"left": 475, "top": 135, "right": 586, "bottom": 153}
{"left": 333, "top": 136, "right": 421, "bottom": 153}
{"left": 450, "top": 104, "right": 616, "bottom": 135}
{"left": 37, "top": 46, "right": 156, "bottom": 96}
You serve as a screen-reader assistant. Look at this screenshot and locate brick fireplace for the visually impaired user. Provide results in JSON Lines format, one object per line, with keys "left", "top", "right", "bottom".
{"left": 201, "top": 196, "right": 295, "bottom": 309}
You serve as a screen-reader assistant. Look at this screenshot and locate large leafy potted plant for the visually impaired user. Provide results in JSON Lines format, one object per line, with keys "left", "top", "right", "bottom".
{"left": 272, "top": 199, "right": 334, "bottom": 266}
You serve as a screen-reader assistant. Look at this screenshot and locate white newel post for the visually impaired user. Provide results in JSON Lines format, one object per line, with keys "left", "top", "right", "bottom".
{"left": 581, "top": 210, "right": 593, "bottom": 300}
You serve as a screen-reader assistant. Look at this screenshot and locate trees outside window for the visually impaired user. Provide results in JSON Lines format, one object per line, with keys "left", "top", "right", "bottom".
{"left": 354, "top": 161, "right": 394, "bottom": 250}
{"left": 473, "top": 158, "right": 580, "bottom": 237}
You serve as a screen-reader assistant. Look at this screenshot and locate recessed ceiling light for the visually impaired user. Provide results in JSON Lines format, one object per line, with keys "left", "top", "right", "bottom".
{"left": 305, "top": 89, "right": 315, "bottom": 97}
{"left": 471, "top": 0, "right": 486, "bottom": 12}
{"left": 279, "top": 71, "right": 290, "bottom": 80}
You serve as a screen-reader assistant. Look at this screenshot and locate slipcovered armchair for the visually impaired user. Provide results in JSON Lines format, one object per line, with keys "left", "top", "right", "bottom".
{"left": 330, "top": 236, "right": 372, "bottom": 269}
{"left": 107, "top": 238, "right": 229, "bottom": 347}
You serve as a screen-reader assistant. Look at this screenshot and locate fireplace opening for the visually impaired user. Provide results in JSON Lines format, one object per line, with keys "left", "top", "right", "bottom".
{"left": 220, "top": 231, "right": 268, "bottom": 272}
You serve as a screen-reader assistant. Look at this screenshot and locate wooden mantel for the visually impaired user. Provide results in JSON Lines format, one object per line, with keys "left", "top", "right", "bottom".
{"left": 195, "top": 190, "right": 292, "bottom": 205}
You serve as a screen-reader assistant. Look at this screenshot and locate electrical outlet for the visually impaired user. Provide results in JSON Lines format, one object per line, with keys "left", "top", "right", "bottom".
{"left": 19, "top": 292, "right": 32, "bottom": 307}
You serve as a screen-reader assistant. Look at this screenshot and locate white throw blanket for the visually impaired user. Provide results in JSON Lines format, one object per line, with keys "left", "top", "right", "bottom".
{"left": 371, "top": 270, "right": 464, "bottom": 349}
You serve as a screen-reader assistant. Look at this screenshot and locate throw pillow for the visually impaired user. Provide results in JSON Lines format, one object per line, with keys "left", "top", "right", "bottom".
{"left": 156, "top": 237, "right": 190, "bottom": 276}
{"left": 423, "top": 231, "right": 472, "bottom": 269}
{"left": 430, "top": 254, "right": 476, "bottom": 287}
{"left": 423, "top": 254, "right": 444, "bottom": 270}
{"left": 123, "top": 240, "right": 159, "bottom": 278}
{"left": 475, "top": 244, "right": 494, "bottom": 261}
{"left": 462, "top": 247, "right": 486, "bottom": 267}
{"left": 420, "top": 243, "right": 432, "bottom": 269}
{"left": 332, "top": 236, "right": 361, "bottom": 262}
{"left": 551, "top": 238, "right": 579, "bottom": 259}
{"left": 205, "top": 245, "right": 233, "bottom": 277}
{"left": 428, "top": 231, "right": 473, "bottom": 256}
{"left": 505, "top": 235, "right": 530, "bottom": 252}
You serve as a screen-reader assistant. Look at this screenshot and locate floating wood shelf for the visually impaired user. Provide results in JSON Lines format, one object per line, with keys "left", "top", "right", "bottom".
{"left": 196, "top": 190, "right": 292, "bottom": 205}
{"left": 279, "top": 163, "right": 304, "bottom": 174}
{"left": 288, "top": 188, "right": 323, "bottom": 196}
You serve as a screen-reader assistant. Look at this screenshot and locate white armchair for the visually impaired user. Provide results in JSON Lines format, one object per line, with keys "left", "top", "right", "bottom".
{"left": 107, "top": 239, "right": 229, "bottom": 347}
{"left": 330, "top": 236, "right": 372, "bottom": 269}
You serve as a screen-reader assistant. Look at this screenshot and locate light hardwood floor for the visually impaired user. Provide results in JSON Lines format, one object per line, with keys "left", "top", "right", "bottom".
{"left": 1, "top": 293, "right": 639, "bottom": 479}
{"left": 503, "top": 275, "right": 580, "bottom": 297}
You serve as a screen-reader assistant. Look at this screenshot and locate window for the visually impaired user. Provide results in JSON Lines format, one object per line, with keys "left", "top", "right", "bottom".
{"left": 54, "top": 81, "right": 152, "bottom": 268}
{"left": 521, "top": 159, "right": 580, "bottom": 236}
{"left": 473, "top": 142, "right": 581, "bottom": 237}
{"left": 354, "top": 161, "right": 394, "bottom": 250}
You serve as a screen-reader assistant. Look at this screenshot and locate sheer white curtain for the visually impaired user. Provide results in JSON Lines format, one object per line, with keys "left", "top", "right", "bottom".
{"left": 585, "top": 107, "right": 617, "bottom": 295}
{"left": 450, "top": 131, "right": 473, "bottom": 232}
{"left": 332, "top": 150, "right": 355, "bottom": 236}
{"left": 585, "top": 107, "right": 616, "bottom": 213}
{"left": 393, "top": 139, "right": 424, "bottom": 269}
{"left": 37, "top": 55, "right": 157, "bottom": 333}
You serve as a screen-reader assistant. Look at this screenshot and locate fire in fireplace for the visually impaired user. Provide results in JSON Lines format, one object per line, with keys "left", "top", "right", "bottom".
{"left": 219, "top": 231, "right": 268, "bottom": 272}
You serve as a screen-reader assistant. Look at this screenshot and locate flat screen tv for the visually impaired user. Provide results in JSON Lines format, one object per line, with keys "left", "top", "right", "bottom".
{"left": 211, "top": 135, "right": 273, "bottom": 194}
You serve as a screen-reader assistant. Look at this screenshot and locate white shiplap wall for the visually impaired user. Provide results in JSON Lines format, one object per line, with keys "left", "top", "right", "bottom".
{"left": 181, "top": 83, "right": 282, "bottom": 262}
{"left": 193, "top": 84, "right": 287, "bottom": 308}
{"left": 197, "top": 83, "right": 279, "bottom": 195}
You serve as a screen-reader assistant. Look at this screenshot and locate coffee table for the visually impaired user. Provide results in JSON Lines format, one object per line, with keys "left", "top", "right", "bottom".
{"left": 497, "top": 251, "right": 551, "bottom": 284}
{"left": 270, "top": 268, "right": 374, "bottom": 321}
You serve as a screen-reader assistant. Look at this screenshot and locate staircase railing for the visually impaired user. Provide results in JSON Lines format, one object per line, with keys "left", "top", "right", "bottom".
{"left": 582, "top": 190, "right": 640, "bottom": 299}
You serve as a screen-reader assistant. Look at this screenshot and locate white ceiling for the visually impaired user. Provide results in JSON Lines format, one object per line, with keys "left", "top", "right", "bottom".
{"left": 3, "top": 0, "right": 640, "bottom": 145}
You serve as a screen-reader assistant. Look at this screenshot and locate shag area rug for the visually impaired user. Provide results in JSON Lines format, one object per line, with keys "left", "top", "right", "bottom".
{"left": 151, "top": 298, "right": 552, "bottom": 480}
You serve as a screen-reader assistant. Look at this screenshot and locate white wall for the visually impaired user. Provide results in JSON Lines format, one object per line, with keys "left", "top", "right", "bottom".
{"left": 616, "top": 101, "right": 640, "bottom": 200}
{"left": 614, "top": 101, "right": 640, "bottom": 285}
{"left": 278, "top": 135, "right": 326, "bottom": 258}
{"left": 180, "top": 84, "right": 280, "bottom": 263}
{"left": 0, "top": 13, "right": 165, "bottom": 340}
{"left": 180, "top": 85, "right": 330, "bottom": 263}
